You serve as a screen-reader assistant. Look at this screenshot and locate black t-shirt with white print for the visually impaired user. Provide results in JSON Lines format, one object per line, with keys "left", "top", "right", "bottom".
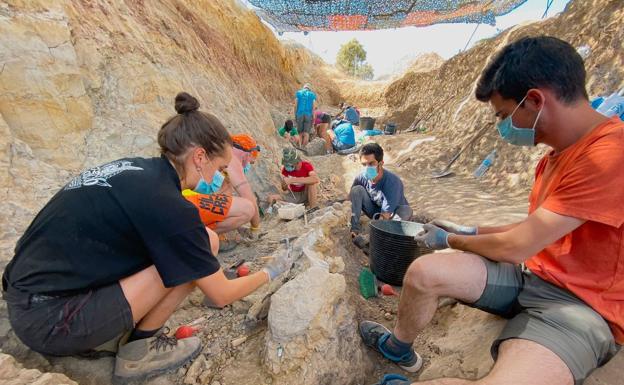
{"left": 2, "top": 156, "right": 221, "bottom": 295}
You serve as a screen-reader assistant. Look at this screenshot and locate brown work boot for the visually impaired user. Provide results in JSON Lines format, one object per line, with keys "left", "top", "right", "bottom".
{"left": 113, "top": 329, "right": 201, "bottom": 384}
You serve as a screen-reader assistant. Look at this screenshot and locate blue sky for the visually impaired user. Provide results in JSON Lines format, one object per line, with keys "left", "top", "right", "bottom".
{"left": 244, "top": 0, "right": 571, "bottom": 78}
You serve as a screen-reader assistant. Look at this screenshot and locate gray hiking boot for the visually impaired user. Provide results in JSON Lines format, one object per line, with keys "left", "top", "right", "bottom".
{"left": 113, "top": 329, "right": 201, "bottom": 384}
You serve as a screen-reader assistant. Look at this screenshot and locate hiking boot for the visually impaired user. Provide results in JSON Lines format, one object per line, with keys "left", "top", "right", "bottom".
{"left": 113, "top": 329, "right": 201, "bottom": 384}
{"left": 359, "top": 321, "right": 423, "bottom": 372}
{"left": 373, "top": 374, "right": 411, "bottom": 385}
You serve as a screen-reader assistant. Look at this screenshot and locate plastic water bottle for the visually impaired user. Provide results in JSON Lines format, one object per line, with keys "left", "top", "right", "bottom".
{"left": 596, "top": 92, "right": 624, "bottom": 118}
{"left": 474, "top": 150, "right": 497, "bottom": 178}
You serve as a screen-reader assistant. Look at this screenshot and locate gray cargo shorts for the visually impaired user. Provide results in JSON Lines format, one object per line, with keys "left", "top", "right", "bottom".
{"left": 283, "top": 188, "right": 308, "bottom": 205}
{"left": 4, "top": 282, "right": 134, "bottom": 356}
{"left": 296, "top": 114, "right": 313, "bottom": 134}
{"left": 470, "top": 258, "right": 620, "bottom": 385}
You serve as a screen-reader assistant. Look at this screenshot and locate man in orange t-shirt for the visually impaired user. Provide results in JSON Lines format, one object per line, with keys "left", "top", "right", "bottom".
{"left": 360, "top": 36, "right": 622, "bottom": 385}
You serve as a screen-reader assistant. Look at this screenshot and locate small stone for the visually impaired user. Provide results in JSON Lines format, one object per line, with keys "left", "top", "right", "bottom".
{"left": 199, "top": 369, "right": 212, "bottom": 384}
{"left": 384, "top": 312, "right": 393, "bottom": 321}
{"left": 231, "top": 336, "right": 247, "bottom": 347}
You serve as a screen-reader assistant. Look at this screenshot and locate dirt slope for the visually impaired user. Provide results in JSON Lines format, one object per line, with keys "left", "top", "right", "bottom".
{"left": 373, "top": 0, "right": 623, "bottom": 190}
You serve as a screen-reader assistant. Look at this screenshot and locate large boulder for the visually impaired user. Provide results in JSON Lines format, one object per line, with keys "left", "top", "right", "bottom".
{"left": 265, "top": 266, "right": 374, "bottom": 385}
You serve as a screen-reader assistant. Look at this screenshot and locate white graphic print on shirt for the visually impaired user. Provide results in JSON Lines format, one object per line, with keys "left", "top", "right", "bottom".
{"left": 65, "top": 160, "right": 143, "bottom": 190}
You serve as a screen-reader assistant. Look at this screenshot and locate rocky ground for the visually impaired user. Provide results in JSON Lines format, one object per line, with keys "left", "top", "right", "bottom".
{"left": 2, "top": 131, "right": 621, "bottom": 385}
{"left": 1, "top": 0, "right": 623, "bottom": 384}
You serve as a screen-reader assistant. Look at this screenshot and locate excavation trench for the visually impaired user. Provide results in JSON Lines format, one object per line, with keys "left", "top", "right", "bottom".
{"left": 0, "top": 133, "right": 530, "bottom": 385}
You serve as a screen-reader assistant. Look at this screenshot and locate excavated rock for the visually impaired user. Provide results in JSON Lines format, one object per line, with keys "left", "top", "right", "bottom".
{"left": 303, "top": 138, "right": 327, "bottom": 156}
{"left": 265, "top": 266, "right": 373, "bottom": 385}
{"left": 0, "top": 353, "right": 78, "bottom": 385}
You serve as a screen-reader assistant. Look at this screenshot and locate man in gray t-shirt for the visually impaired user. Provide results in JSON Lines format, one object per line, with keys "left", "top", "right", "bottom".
{"left": 349, "top": 143, "right": 412, "bottom": 235}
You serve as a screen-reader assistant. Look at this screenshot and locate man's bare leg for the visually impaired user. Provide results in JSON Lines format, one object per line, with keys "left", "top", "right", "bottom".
{"left": 307, "top": 183, "right": 319, "bottom": 208}
{"left": 316, "top": 123, "right": 329, "bottom": 139}
{"left": 302, "top": 132, "right": 310, "bottom": 147}
{"left": 324, "top": 129, "right": 335, "bottom": 152}
{"left": 393, "top": 252, "right": 487, "bottom": 343}
{"left": 411, "top": 339, "right": 572, "bottom": 385}
{"left": 214, "top": 196, "right": 254, "bottom": 234}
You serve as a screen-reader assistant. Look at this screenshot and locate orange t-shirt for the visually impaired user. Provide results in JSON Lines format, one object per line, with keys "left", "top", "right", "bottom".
{"left": 526, "top": 117, "right": 624, "bottom": 344}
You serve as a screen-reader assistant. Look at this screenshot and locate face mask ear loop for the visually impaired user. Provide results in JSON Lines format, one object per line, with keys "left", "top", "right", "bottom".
{"left": 532, "top": 106, "right": 544, "bottom": 130}
{"left": 510, "top": 94, "right": 528, "bottom": 120}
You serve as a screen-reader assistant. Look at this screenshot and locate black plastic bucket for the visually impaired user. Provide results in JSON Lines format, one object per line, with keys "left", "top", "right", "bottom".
{"left": 369, "top": 220, "right": 433, "bottom": 286}
{"left": 360, "top": 116, "right": 376, "bottom": 130}
{"left": 384, "top": 122, "right": 397, "bottom": 135}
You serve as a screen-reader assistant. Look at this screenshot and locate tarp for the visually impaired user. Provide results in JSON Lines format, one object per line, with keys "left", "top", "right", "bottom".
{"left": 247, "top": 0, "right": 528, "bottom": 32}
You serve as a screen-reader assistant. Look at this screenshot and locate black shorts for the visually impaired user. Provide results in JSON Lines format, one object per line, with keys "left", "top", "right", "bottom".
{"left": 320, "top": 113, "right": 331, "bottom": 124}
{"left": 4, "top": 282, "right": 134, "bottom": 356}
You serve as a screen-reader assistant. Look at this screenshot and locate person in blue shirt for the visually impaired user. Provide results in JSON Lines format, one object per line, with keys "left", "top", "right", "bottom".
{"left": 350, "top": 143, "right": 412, "bottom": 236}
{"left": 323, "top": 120, "right": 356, "bottom": 154}
{"left": 344, "top": 105, "right": 360, "bottom": 126}
{"left": 294, "top": 83, "right": 317, "bottom": 147}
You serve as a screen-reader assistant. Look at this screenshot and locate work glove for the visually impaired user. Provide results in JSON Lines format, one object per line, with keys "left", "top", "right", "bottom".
{"left": 262, "top": 248, "right": 292, "bottom": 281}
{"left": 430, "top": 219, "right": 477, "bottom": 236}
{"left": 414, "top": 223, "right": 450, "bottom": 250}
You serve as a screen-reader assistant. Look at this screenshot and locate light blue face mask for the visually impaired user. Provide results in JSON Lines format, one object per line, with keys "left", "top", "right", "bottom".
{"left": 194, "top": 170, "right": 225, "bottom": 195}
{"left": 496, "top": 95, "right": 543, "bottom": 147}
{"left": 284, "top": 165, "right": 295, "bottom": 172}
{"left": 243, "top": 163, "right": 252, "bottom": 174}
{"left": 364, "top": 166, "right": 378, "bottom": 180}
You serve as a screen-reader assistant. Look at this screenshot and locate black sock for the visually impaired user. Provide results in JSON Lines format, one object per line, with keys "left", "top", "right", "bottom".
{"left": 127, "top": 327, "right": 161, "bottom": 342}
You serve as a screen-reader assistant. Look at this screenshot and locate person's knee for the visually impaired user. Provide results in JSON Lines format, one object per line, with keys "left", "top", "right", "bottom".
{"left": 403, "top": 254, "right": 443, "bottom": 293}
{"left": 350, "top": 184, "right": 366, "bottom": 198}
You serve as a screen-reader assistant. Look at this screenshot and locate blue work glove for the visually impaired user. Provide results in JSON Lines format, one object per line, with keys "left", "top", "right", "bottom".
{"left": 430, "top": 219, "right": 477, "bottom": 235}
{"left": 414, "top": 223, "right": 450, "bottom": 250}
{"left": 262, "top": 248, "right": 292, "bottom": 281}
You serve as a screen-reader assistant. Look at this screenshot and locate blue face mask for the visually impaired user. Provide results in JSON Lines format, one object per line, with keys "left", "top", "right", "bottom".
{"left": 243, "top": 163, "right": 252, "bottom": 174}
{"left": 496, "top": 95, "right": 543, "bottom": 147}
{"left": 194, "top": 170, "right": 225, "bottom": 195}
{"left": 364, "top": 166, "right": 378, "bottom": 180}
{"left": 284, "top": 165, "right": 295, "bottom": 172}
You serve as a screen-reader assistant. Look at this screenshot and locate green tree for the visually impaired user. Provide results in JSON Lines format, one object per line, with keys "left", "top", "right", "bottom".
{"left": 336, "top": 38, "right": 374, "bottom": 79}
{"left": 355, "top": 63, "right": 374, "bottom": 80}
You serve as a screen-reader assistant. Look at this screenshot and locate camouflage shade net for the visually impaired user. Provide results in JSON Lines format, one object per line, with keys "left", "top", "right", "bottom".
{"left": 247, "top": 0, "right": 528, "bottom": 32}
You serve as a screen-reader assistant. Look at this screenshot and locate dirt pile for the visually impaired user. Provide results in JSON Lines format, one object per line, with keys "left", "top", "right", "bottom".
{"left": 373, "top": 0, "right": 623, "bottom": 188}
{"left": 405, "top": 53, "right": 445, "bottom": 74}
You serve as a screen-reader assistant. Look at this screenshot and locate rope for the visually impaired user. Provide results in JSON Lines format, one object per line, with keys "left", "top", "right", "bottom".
{"left": 462, "top": 23, "right": 480, "bottom": 52}
{"left": 542, "top": 0, "right": 555, "bottom": 19}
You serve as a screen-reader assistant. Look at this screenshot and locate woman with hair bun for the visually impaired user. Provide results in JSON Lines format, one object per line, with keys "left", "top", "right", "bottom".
{"left": 2, "top": 92, "right": 291, "bottom": 383}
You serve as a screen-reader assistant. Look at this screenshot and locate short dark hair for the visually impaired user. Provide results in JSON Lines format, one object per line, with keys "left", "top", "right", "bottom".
{"left": 284, "top": 119, "right": 294, "bottom": 131}
{"left": 475, "top": 36, "right": 588, "bottom": 104}
{"left": 360, "top": 143, "right": 383, "bottom": 162}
